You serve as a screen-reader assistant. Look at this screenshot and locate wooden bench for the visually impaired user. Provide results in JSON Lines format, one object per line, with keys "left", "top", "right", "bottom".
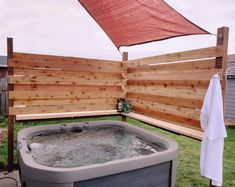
{"left": 122, "top": 112, "right": 203, "bottom": 140}
{"left": 16, "top": 110, "right": 119, "bottom": 121}
{"left": 15, "top": 110, "right": 203, "bottom": 140}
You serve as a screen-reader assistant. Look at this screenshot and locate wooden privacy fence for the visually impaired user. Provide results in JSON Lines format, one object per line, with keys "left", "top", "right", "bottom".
{"left": 7, "top": 27, "right": 229, "bottom": 171}
{"left": 8, "top": 54, "right": 124, "bottom": 115}
{"left": 124, "top": 27, "right": 228, "bottom": 131}
{"left": 125, "top": 48, "right": 226, "bottom": 130}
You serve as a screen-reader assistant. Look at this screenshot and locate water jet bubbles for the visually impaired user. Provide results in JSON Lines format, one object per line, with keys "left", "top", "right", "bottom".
{"left": 28, "top": 126, "right": 167, "bottom": 168}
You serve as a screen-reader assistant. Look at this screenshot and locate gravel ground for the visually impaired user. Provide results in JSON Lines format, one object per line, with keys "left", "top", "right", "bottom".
{"left": 0, "top": 170, "right": 21, "bottom": 187}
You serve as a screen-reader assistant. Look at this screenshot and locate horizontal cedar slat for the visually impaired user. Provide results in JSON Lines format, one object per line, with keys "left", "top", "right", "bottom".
{"left": 127, "top": 80, "right": 209, "bottom": 89}
{"left": 13, "top": 52, "right": 120, "bottom": 65}
{"left": 127, "top": 92, "right": 203, "bottom": 109}
{"left": 9, "top": 90, "right": 124, "bottom": 100}
{"left": 127, "top": 69, "right": 222, "bottom": 81}
{"left": 9, "top": 76, "right": 122, "bottom": 86}
{"left": 14, "top": 98, "right": 117, "bottom": 106}
{"left": 9, "top": 59, "right": 121, "bottom": 73}
{"left": 127, "top": 86, "right": 206, "bottom": 100}
{"left": 132, "top": 106, "right": 201, "bottom": 129}
{"left": 125, "top": 46, "right": 223, "bottom": 67}
{"left": 13, "top": 68, "right": 122, "bottom": 79}
{"left": 9, "top": 53, "right": 122, "bottom": 73}
{"left": 9, "top": 103, "right": 116, "bottom": 115}
{"left": 130, "top": 99, "right": 200, "bottom": 120}
{"left": 13, "top": 84, "right": 121, "bottom": 91}
{"left": 127, "top": 58, "right": 216, "bottom": 73}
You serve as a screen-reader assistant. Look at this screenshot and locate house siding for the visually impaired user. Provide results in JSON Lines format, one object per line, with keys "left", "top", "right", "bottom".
{"left": 225, "top": 79, "right": 235, "bottom": 120}
{"left": 0, "top": 69, "right": 7, "bottom": 115}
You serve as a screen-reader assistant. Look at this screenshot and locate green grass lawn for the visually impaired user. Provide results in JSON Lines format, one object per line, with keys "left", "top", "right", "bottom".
{"left": 0, "top": 116, "right": 234, "bottom": 186}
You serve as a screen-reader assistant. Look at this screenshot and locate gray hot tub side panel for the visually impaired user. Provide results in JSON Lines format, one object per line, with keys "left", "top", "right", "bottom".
{"left": 75, "top": 161, "right": 172, "bottom": 187}
{"left": 17, "top": 120, "right": 179, "bottom": 187}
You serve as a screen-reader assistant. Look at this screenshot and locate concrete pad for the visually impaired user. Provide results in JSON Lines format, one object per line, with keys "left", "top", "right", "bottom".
{"left": 0, "top": 170, "right": 21, "bottom": 187}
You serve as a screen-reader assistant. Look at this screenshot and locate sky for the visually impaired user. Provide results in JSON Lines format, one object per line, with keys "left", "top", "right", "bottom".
{"left": 0, "top": 0, "right": 235, "bottom": 60}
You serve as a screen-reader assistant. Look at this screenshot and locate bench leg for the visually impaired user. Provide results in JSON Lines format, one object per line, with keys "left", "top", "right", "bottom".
{"left": 121, "top": 115, "right": 127, "bottom": 122}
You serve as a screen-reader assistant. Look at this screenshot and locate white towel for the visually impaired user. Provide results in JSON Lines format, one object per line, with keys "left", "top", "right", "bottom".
{"left": 200, "top": 74, "right": 227, "bottom": 186}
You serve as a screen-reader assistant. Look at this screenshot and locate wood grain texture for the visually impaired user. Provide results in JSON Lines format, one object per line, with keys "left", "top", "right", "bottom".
{"left": 13, "top": 84, "right": 121, "bottom": 91}
{"left": 9, "top": 53, "right": 122, "bottom": 73}
{"left": 127, "top": 79, "right": 210, "bottom": 89}
{"left": 216, "top": 27, "right": 229, "bottom": 113}
{"left": 125, "top": 46, "right": 223, "bottom": 67}
{"left": 9, "top": 90, "right": 124, "bottom": 100}
{"left": 9, "top": 76, "right": 123, "bottom": 86}
{"left": 130, "top": 99, "right": 200, "bottom": 120}
{"left": 14, "top": 98, "right": 117, "bottom": 106}
{"left": 8, "top": 52, "right": 122, "bottom": 116}
{"left": 128, "top": 58, "right": 216, "bottom": 73}
{"left": 122, "top": 52, "right": 128, "bottom": 95}
{"left": 12, "top": 52, "right": 120, "bottom": 64}
{"left": 132, "top": 106, "right": 201, "bottom": 129}
{"left": 127, "top": 86, "right": 206, "bottom": 100}
{"left": 13, "top": 68, "right": 122, "bottom": 79}
{"left": 216, "top": 27, "right": 229, "bottom": 71}
{"left": 127, "top": 69, "right": 222, "bottom": 81}
{"left": 122, "top": 112, "right": 203, "bottom": 140}
{"left": 7, "top": 37, "right": 14, "bottom": 172}
{"left": 127, "top": 92, "right": 203, "bottom": 109}
{"left": 16, "top": 110, "right": 119, "bottom": 121}
{"left": 9, "top": 103, "right": 116, "bottom": 115}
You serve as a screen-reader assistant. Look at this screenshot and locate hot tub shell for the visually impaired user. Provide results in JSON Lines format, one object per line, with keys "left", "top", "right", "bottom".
{"left": 17, "top": 120, "right": 179, "bottom": 187}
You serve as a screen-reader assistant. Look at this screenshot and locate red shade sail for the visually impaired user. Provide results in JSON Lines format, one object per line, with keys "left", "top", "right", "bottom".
{"left": 79, "top": 0, "right": 209, "bottom": 49}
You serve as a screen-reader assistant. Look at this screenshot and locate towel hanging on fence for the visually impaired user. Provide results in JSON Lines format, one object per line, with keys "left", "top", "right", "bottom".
{"left": 200, "top": 73, "right": 227, "bottom": 186}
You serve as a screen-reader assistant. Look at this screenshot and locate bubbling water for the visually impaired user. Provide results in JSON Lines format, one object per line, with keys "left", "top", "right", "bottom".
{"left": 28, "top": 126, "right": 167, "bottom": 168}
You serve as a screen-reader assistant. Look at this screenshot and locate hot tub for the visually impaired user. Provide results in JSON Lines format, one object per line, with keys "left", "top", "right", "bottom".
{"left": 17, "top": 120, "right": 179, "bottom": 187}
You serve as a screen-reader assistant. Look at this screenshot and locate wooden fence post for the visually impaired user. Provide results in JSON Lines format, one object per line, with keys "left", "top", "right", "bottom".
{"left": 215, "top": 27, "right": 229, "bottom": 113}
{"left": 7, "top": 37, "right": 15, "bottom": 172}
{"left": 215, "top": 27, "right": 229, "bottom": 70}
{"left": 210, "top": 26, "right": 229, "bottom": 187}
{"left": 121, "top": 52, "right": 128, "bottom": 122}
